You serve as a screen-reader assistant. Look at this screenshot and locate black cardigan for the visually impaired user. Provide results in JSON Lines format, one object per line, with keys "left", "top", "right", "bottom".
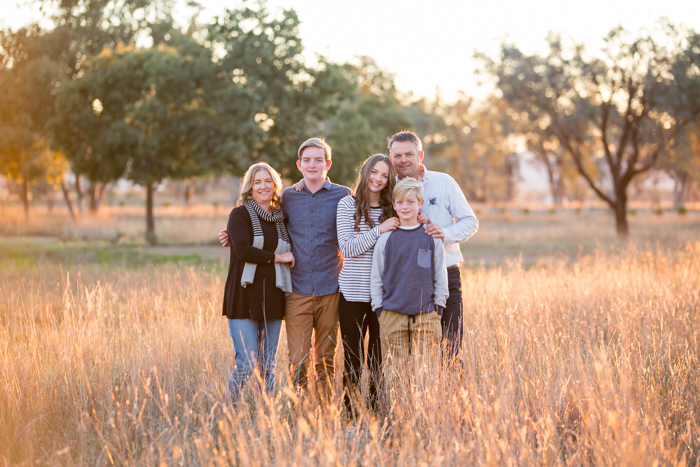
{"left": 222, "top": 205, "right": 286, "bottom": 321}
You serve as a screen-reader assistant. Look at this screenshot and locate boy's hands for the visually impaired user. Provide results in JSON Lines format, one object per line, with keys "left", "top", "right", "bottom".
{"left": 424, "top": 219, "right": 445, "bottom": 240}
{"left": 379, "top": 217, "right": 400, "bottom": 234}
{"left": 219, "top": 229, "right": 230, "bottom": 247}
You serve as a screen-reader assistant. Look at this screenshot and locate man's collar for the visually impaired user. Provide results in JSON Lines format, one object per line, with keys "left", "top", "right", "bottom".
{"left": 302, "top": 177, "right": 332, "bottom": 192}
{"left": 396, "top": 165, "right": 429, "bottom": 182}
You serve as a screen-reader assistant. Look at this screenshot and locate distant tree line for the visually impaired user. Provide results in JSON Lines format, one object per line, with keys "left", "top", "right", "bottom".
{"left": 1, "top": 0, "right": 699, "bottom": 240}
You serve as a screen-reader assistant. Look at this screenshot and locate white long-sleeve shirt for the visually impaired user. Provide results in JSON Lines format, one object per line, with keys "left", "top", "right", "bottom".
{"left": 412, "top": 166, "right": 478, "bottom": 267}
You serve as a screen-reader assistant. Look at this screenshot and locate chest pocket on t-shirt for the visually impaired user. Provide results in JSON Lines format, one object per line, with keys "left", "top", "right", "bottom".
{"left": 417, "top": 249, "right": 431, "bottom": 268}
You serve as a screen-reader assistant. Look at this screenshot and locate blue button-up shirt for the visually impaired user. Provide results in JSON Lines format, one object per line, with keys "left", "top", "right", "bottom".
{"left": 282, "top": 178, "right": 352, "bottom": 296}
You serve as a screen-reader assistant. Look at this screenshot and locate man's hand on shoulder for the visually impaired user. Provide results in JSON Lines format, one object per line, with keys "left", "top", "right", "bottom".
{"left": 291, "top": 179, "right": 305, "bottom": 192}
{"left": 219, "top": 229, "right": 230, "bottom": 247}
{"left": 424, "top": 219, "right": 444, "bottom": 241}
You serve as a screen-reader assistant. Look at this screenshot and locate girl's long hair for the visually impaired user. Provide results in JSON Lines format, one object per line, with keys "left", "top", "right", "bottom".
{"left": 353, "top": 154, "right": 396, "bottom": 232}
{"left": 237, "top": 162, "right": 284, "bottom": 211}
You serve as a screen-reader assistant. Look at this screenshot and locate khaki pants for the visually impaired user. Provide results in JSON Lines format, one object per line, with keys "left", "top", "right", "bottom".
{"left": 285, "top": 292, "right": 340, "bottom": 388}
{"left": 378, "top": 310, "right": 442, "bottom": 389}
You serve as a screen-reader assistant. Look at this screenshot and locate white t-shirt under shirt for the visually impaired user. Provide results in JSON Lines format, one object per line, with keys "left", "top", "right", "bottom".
{"left": 336, "top": 195, "right": 382, "bottom": 303}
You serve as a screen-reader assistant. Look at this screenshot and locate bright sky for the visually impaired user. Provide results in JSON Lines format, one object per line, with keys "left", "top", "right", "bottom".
{"left": 3, "top": 0, "right": 700, "bottom": 102}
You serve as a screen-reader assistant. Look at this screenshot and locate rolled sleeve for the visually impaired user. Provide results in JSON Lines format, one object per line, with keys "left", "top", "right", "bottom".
{"left": 442, "top": 178, "right": 478, "bottom": 246}
{"left": 432, "top": 238, "right": 449, "bottom": 308}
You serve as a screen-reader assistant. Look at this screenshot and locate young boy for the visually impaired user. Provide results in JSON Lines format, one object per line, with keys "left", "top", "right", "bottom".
{"left": 370, "top": 177, "right": 448, "bottom": 363}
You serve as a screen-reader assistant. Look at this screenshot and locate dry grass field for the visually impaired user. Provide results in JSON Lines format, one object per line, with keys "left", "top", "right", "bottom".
{"left": 1, "top": 206, "right": 699, "bottom": 465}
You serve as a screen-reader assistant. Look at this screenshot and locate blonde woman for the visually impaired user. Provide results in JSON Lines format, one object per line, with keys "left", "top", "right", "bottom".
{"left": 222, "top": 162, "right": 294, "bottom": 403}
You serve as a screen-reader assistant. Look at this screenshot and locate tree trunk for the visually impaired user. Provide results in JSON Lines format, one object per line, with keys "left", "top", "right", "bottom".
{"left": 46, "top": 187, "right": 55, "bottom": 213}
{"left": 185, "top": 179, "right": 195, "bottom": 207}
{"left": 61, "top": 181, "right": 78, "bottom": 223}
{"left": 673, "top": 172, "right": 690, "bottom": 209}
{"left": 554, "top": 177, "right": 565, "bottom": 206}
{"left": 504, "top": 153, "right": 517, "bottom": 202}
{"left": 95, "top": 183, "right": 108, "bottom": 212}
{"left": 613, "top": 194, "right": 629, "bottom": 237}
{"left": 541, "top": 152, "right": 564, "bottom": 206}
{"left": 146, "top": 183, "right": 156, "bottom": 245}
{"left": 87, "top": 182, "right": 98, "bottom": 214}
{"left": 22, "top": 180, "right": 30, "bottom": 223}
{"left": 75, "top": 175, "right": 85, "bottom": 217}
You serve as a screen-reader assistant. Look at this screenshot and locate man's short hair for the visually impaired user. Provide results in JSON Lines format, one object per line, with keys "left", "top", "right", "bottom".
{"left": 387, "top": 131, "right": 422, "bottom": 152}
{"left": 298, "top": 137, "right": 332, "bottom": 161}
{"left": 393, "top": 177, "right": 424, "bottom": 203}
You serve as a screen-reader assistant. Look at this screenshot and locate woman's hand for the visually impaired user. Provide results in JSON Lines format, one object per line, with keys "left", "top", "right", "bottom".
{"left": 417, "top": 212, "right": 427, "bottom": 224}
{"left": 275, "top": 252, "right": 295, "bottom": 268}
{"left": 379, "top": 217, "right": 400, "bottom": 234}
{"left": 219, "top": 229, "right": 230, "bottom": 247}
{"left": 292, "top": 179, "right": 305, "bottom": 192}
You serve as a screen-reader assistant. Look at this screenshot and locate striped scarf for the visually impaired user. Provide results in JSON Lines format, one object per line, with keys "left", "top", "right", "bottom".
{"left": 240, "top": 199, "right": 293, "bottom": 296}
{"left": 244, "top": 198, "right": 290, "bottom": 244}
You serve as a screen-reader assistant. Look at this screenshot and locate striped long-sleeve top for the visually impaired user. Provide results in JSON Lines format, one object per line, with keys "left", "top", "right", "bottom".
{"left": 336, "top": 195, "right": 383, "bottom": 303}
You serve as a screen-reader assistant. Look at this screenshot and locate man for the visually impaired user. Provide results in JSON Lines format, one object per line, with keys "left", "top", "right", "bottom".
{"left": 387, "top": 130, "right": 478, "bottom": 358}
{"left": 220, "top": 138, "right": 350, "bottom": 388}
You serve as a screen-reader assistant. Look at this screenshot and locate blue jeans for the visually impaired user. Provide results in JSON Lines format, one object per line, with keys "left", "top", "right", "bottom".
{"left": 227, "top": 319, "right": 283, "bottom": 403}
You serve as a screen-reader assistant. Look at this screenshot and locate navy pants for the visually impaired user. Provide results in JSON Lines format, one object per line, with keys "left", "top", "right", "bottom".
{"left": 442, "top": 266, "right": 463, "bottom": 358}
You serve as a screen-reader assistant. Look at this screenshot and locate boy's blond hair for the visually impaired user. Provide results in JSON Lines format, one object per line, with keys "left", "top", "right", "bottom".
{"left": 393, "top": 177, "right": 424, "bottom": 203}
{"left": 298, "top": 137, "right": 332, "bottom": 161}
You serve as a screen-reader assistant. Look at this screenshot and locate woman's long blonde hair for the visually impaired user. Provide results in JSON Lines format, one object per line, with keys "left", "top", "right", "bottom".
{"left": 237, "top": 162, "right": 284, "bottom": 211}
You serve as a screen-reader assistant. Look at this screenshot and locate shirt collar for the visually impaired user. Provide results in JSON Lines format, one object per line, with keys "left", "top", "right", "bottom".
{"left": 420, "top": 165, "right": 429, "bottom": 182}
{"left": 396, "top": 165, "right": 429, "bottom": 183}
{"left": 302, "top": 177, "right": 333, "bottom": 193}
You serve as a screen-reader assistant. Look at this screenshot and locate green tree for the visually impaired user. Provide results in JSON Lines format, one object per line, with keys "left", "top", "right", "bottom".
{"left": 51, "top": 36, "right": 228, "bottom": 243}
{"left": 120, "top": 43, "right": 227, "bottom": 244}
{"left": 480, "top": 25, "right": 700, "bottom": 236}
{"left": 323, "top": 56, "right": 413, "bottom": 186}
{"left": 39, "top": 0, "right": 176, "bottom": 214}
{"left": 665, "top": 122, "right": 700, "bottom": 209}
{"left": 206, "top": 1, "right": 320, "bottom": 178}
{"left": 0, "top": 26, "right": 66, "bottom": 220}
{"left": 433, "top": 95, "right": 518, "bottom": 203}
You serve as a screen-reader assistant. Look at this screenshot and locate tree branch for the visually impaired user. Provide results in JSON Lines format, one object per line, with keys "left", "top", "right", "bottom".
{"left": 561, "top": 135, "right": 615, "bottom": 207}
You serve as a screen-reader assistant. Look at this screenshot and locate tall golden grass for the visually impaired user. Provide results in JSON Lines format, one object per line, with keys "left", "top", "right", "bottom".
{"left": 2, "top": 241, "right": 699, "bottom": 465}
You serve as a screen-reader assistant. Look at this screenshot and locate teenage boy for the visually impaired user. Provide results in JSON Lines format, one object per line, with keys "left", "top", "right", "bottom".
{"left": 370, "top": 177, "right": 448, "bottom": 363}
{"left": 388, "top": 131, "right": 478, "bottom": 358}
{"left": 220, "top": 138, "right": 351, "bottom": 388}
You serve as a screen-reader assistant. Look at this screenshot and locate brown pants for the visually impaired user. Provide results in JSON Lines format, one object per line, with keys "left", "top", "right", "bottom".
{"left": 285, "top": 292, "right": 340, "bottom": 388}
{"left": 378, "top": 310, "right": 442, "bottom": 390}
{"left": 378, "top": 310, "right": 442, "bottom": 358}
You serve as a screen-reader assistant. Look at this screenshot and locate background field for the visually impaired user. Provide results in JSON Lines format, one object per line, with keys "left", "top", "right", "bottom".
{"left": 1, "top": 210, "right": 699, "bottom": 465}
